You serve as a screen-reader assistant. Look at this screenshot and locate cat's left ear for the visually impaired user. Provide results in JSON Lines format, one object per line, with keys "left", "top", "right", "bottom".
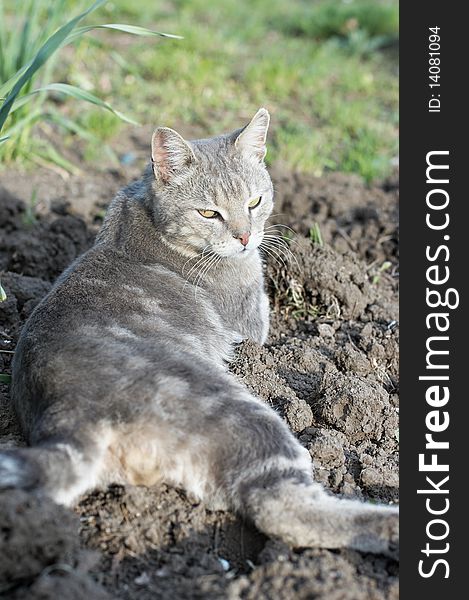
{"left": 234, "top": 108, "right": 270, "bottom": 162}
{"left": 151, "top": 127, "right": 196, "bottom": 184}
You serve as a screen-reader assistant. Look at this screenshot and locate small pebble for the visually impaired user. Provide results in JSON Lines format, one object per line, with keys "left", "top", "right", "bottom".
{"left": 317, "top": 323, "right": 335, "bottom": 338}
{"left": 134, "top": 572, "right": 150, "bottom": 586}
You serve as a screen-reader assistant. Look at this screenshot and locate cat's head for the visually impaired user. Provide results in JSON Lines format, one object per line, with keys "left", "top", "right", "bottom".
{"left": 149, "top": 108, "right": 273, "bottom": 259}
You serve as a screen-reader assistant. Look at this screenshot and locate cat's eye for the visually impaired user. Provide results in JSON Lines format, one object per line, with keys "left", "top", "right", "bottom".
{"left": 248, "top": 196, "right": 262, "bottom": 209}
{"left": 198, "top": 209, "right": 218, "bottom": 218}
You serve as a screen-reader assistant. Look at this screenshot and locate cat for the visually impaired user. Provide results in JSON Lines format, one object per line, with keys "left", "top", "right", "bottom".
{"left": 0, "top": 109, "right": 398, "bottom": 557}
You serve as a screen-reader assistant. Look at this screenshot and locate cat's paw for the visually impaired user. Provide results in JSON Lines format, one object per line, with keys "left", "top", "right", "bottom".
{"left": 355, "top": 506, "right": 399, "bottom": 560}
{"left": 381, "top": 508, "right": 399, "bottom": 560}
{"left": 0, "top": 451, "right": 39, "bottom": 490}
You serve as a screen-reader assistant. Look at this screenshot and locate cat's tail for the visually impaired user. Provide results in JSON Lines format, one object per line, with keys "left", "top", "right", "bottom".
{"left": 0, "top": 436, "right": 106, "bottom": 506}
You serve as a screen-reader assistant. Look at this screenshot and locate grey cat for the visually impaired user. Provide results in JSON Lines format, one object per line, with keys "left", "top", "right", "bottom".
{"left": 0, "top": 109, "right": 398, "bottom": 557}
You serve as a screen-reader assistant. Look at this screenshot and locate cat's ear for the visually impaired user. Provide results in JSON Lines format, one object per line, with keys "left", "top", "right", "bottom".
{"left": 151, "top": 127, "right": 196, "bottom": 183}
{"left": 234, "top": 108, "right": 270, "bottom": 162}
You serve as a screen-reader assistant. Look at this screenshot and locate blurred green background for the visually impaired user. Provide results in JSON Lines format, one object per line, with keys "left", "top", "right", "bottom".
{"left": 1, "top": 0, "right": 398, "bottom": 181}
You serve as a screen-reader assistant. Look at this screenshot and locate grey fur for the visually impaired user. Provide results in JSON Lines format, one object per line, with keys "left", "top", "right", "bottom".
{"left": 1, "top": 109, "right": 398, "bottom": 556}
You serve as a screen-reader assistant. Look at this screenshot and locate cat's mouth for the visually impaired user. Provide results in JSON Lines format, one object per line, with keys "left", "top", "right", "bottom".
{"left": 209, "top": 243, "right": 257, "bottom": 259}
{"left": 230, "top": 244, "right": 257, "bottom": 258}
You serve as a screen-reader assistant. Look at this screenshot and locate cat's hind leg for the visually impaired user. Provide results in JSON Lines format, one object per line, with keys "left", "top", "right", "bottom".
{"left": 241, "top": 474, "right": 398, "bottom": 558}
{"left": 199, "top": 387, "right": 399, "bottom": 558}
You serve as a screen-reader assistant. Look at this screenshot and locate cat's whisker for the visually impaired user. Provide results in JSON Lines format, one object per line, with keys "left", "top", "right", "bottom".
{"left": 184, "top": 255, "right": 209, "bottom": 283}
{"left": 264, "top": 246, "right": 289, "bottom": 270}
{"left": 194, "top": 254, "right": 222, "bottom": 302}
{"left": 261, "top": 248, "right": 285, "bottom": 270}
{"left": 263, "top": 231, "right": 298, "bottom": 249}
{"left": 265, "top": 223, "right": 297, "bottom": 235}
{"left": 182, "top": 245, "right": 211, "bottom": 278}
{"left": 261, "top": 236, "right": 299, "bottom": 269}
{"left": 263, "top": 225, "right": 301, "bottom": 248}
{"left": 182, "top": 248, "right": 217, "bottom": 296}
{"left": 193, "top": 251, "right": 220, "bottom": 302}
{"left": 262, "top": 233, "right": 295, "bottom": 245}
{"left": 224, "top": 258, "right": 238, "bottom": 279}
{"left": 259, "top": 243, "right": 287, "bottom": 270}
{"left": 263, "top": 232, "right": 301, "bottom": 248}
{"left": 267, "top": 212, "right": 290, "bottom": 219}
{"left": 263, "top": 239, "right": 299, "bottom": 271}
{"left": 191, "top": 251, "right": 215, "bottom": 283}
{"left": 262, "top": 237, "right": 298, "bottom": 261}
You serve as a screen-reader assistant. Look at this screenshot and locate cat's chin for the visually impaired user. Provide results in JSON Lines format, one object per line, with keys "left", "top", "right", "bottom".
{"left": 223, "top": 247, "right": 257, "bottom": 260}
{"left": 239, "top": 247, "right": 256, "bottom": 257}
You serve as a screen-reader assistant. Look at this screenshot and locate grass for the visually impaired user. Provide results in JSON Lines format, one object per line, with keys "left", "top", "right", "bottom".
{"left": 0, "top": 0, "right": 178, "bottom": 166}
{"left": 371, "top": 260, "right": 392, "bottom": 284}
{"left": 309, "top": 223, "right": 324, "bottom": 247}
{"left": 1, "top": 0, "right": 398, "bottom": 181}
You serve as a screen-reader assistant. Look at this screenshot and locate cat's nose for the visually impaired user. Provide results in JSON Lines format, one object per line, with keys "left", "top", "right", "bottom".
{"left": 234, "top": 232, "right": 250, "bottom": 247}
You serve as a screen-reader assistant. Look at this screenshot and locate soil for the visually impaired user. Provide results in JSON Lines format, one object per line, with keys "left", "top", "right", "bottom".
{"left": 0, "top": 133, "right": 399, "bottom": 599}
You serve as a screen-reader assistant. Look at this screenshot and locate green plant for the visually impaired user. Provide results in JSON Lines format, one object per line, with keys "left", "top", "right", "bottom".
{"left": 22, "top": 188, "right": 39, "bottom": 226}
{"left": 371, "top": 260, "right": 392, "bottom": 284}
{"left": 309, "top": 223, "right": 324, "bottom": 246}
{"left": 0, "top": 0, "right": 179, "bottom": 167}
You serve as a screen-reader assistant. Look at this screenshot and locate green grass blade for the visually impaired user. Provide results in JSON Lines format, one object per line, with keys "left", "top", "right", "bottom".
{"left": 0, "top": 64, "right": 31, "bottom": 100}
{"left": 0, "top": 0, "right": 6, "bottom": 82}
{"left": 5, "top": 24, "right": 180, "bottom": 95}
{"left": 16, "top": 0, "right": 38, "bottom": 71}
{"left": 50, "top": 111, "right": 119, "bottom": 164}
{"left": 309, "top": 223, "right": 324, "bottom": 247}
{"left": 32, "top": 83, "right": 139, "bottom": 125}
{"left": 0, "top": 0, "right": 107, "bottom": 133}
{"left": 0, "top": 108, "right": 42, "bottom": 139}
{"left": 5, "top": 92, "right": 36, "bottom": 114}
{"left": 70, "top": 23, "right": 183, "bottom": 41}
{"left": 0, "top": 280, "right": 6, "bottom": 301}
{"left": 0, "top": 135, "right": 9, "bottom": 144}
{"left": 35, "top": 143, "right": 81, "bottom": 175}
{"left": 48, "top": 110, "right": 100, "bottom": 143}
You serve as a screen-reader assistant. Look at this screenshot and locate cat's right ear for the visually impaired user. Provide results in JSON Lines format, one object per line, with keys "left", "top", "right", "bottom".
{"left": 233, "top": 108, "right": 270, "bottom": 162}
{"left": 151, "top": 127, "right": 196, "bottom": 184}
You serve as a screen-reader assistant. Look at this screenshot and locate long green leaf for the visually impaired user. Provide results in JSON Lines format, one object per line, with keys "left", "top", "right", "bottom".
{"left": 0, "top": 135, "right": 9, "bottom": 144}
{"left": 16, "top": 0, "right": 40, "bottom": 71}
{"left": 0, "top": 63, "right": 30, "bottom": 100}
{"left": 70, "top": 23, "right": 183, "bottom": 41}
{"left": 30, "top": 83, "right": 139, "bottom": 125}
{"left": 48, "top": 110, "right": 100, "bottom": 143}
{"left": 5, "top": 91, "right": 38, "bottom": 114}
{"left": 34, "top": 142, "right": 81, "bottom": 175}
{"left": 0, "top": 280, "right": 7, "bottom": 301}
{"left": 0, "top": 0, "right": 5, "bottom": 81}
{"left": 48, "top": 110, "right": 119, "bottom": 163}
{"left": 0, "top": 108, "right": 42, "bottom": 140}
{"left": 1, "top": 21, "right": 179, "bottom": 103}
{"left": 0, "top": 0, "right": 107, "bottom": 132}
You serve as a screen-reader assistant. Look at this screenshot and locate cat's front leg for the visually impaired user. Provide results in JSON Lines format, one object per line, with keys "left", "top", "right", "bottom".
{"left": 256, "top": 289, "right": 270, "bottom": 345}
{"left": 239, "top": 287, "right": 270, "bottom": 345}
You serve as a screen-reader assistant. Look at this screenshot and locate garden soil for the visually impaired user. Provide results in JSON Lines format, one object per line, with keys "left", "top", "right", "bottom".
{"left": 0, "top": 142, "right": 399, "bottom": 599}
